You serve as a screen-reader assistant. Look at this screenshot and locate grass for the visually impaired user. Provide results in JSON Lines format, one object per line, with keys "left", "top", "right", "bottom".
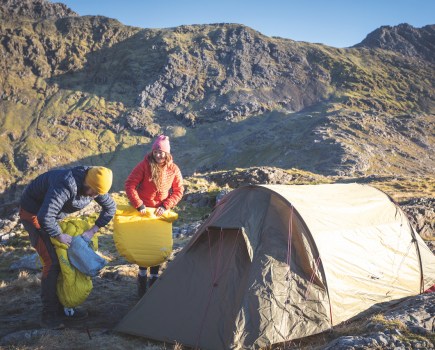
{"left": 270, "top": 312, "right": 435, "bottom": 350}
{"left": 363, "top": 176, "right": 435, "bottom": 202}
{"left": 0, "top": 270, "right": 40, "bottom": 297}
{"left": 371, "top": 314, "right": 435, "bottom": 347}
{"left": 0, "top": 232, "right": 36, "bottom": 280}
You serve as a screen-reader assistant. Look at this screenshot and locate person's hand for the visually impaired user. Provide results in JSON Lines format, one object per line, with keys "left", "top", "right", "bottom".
{"left": 137, "top": 205, "right": 147, "bottom": 215}
{"left": 56, "top": 233, "right": 72, "bottom": 246}
{"left": 155, "top": 206, "right": 166, "bottom": 217}
{"left": 82, "top": 225, "right": 99, "bottom": 241}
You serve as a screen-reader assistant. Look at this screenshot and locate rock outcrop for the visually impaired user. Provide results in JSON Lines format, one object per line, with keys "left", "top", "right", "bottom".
{"left": 0, "top": 0, "right": 78, "bottom": 20}
{"left": 355, "top": 23, "right": 435, "bottom": 63}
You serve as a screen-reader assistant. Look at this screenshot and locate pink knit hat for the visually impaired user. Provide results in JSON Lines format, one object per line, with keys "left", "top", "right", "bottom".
{"left": 152, "top": 135, "right": 170, "bottom": 153}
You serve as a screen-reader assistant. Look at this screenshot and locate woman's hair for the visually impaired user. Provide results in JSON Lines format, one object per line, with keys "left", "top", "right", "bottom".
{"left": 147, "top": 152, "right": 173, "bottom": 189}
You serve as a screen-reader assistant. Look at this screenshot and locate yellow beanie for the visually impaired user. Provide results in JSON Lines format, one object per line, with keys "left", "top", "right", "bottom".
{"left": 85, "top": 167, "right": 113, "bottom": 194}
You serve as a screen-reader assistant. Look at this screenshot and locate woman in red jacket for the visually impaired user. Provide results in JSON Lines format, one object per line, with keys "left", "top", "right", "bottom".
{"left": 125, "top": 135, "right": 184, "bottom": 297}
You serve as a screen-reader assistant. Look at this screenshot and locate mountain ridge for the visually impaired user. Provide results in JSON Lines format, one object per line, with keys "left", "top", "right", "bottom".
{"left": 354, "top": 23, "right": 435, "bottom": 63}
{"left": 0, "top": 0, "right": 434, "bottom": 201}
{"left": 0, "top": 0, "right": 77, "bottom": 20}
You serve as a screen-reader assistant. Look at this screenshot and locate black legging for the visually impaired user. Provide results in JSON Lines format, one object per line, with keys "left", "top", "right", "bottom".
{"left": 139, "top": 265, "right": 160, "bottom": 275}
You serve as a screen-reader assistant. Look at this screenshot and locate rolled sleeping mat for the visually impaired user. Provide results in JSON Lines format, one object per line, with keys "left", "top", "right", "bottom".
{"left": 113, "top": 205, "right": 178, "bottom": 267}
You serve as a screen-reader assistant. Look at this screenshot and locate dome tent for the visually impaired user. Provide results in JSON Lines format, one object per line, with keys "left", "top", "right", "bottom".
{"left": 116, "top": 184, "right": 435, "bottom": 349}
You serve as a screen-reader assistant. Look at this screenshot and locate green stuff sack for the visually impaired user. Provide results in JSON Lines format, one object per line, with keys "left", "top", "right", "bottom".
{"left": 113, "top": 205, "right": 178, "bottom": 267}
{"left": 50, "top": 217, "right": 100, "bottom": 308}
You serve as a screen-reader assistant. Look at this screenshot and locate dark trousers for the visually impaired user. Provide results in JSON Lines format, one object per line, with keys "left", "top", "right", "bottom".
{"left": 21, "top": 219, "right": 62, "bottom": 315}
{"left": 139, "top": 265, "right": 160, "bottom": 275}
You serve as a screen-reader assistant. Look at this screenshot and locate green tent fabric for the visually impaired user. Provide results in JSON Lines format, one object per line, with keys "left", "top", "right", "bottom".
{"left": 116, "top": 184, "right": 435, "bottom": 349}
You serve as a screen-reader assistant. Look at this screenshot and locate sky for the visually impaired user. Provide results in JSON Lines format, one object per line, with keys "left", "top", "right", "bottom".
{"left": 59, "top": 0, "right": 434, "bottom": 48}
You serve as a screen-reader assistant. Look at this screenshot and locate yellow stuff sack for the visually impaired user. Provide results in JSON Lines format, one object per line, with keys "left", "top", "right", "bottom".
{"left": 50, "top": 217, "right": 99, "bottom": 308}
{"left": 113, "top": 205, "right": 178, "bottom": 267}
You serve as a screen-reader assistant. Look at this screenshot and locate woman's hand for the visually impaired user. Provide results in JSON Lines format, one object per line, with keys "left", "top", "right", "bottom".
{"left": 155, "top": 206, "right": 166, "bottom": 217}
{"left": 137, "top": 204, "right": 147, "bottom": 215}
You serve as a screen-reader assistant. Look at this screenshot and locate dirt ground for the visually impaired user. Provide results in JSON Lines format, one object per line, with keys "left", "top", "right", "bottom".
{"left": 0, "top": 268, "right": 139, "bottom": 339}
{"left": 0, "top": 268, "right": 332, "bottom": 349}
{"left": 0, "top": 205, "right": 192, "bottom": 349}
{"left": 0, "top": 226, "right": 174, "bottom": 349}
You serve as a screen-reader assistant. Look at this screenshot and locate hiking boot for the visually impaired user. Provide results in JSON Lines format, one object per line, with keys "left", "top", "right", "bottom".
{"left": 41, "top": 312, "right": 65, "bottom": 330}
{"left": 148, "top": 276, "right": 158, "bottom": 288}
{"left": 138, "top": 275, "right": 147, "bottom": 298}
{"left": 61, "top": 307, "right": 88, "bottom": 321}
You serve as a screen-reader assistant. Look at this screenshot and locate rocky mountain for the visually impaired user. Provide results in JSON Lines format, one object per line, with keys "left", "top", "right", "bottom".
{"left": 0, "top": 0, "right": 77, "bottom": 20}
{"left": 0, "top": 0, "right": 434, "bottom": 207}
{"left": 354, "top": 23, "right": 435, "bottom": 63}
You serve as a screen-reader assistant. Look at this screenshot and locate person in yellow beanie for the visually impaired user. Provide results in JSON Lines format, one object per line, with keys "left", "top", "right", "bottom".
{"left": 85, "top": 166, "right": 113, "bottom": 195}
{"left": 19, "top": 165, "right": 116, "bottom": 329}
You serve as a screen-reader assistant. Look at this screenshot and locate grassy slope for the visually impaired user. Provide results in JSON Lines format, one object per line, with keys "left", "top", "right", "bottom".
{"left": 0, "top": 16, "right": 433, "bottom": 208}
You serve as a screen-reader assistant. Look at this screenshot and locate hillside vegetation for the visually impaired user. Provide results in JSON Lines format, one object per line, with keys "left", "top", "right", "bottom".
{"left": 0, "top": 0, "right": 434, "bottom": 211}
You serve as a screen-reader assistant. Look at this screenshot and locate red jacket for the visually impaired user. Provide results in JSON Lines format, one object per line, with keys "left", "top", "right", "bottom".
{"left": 125, "top": 154, "right": 184, "bottom": 210}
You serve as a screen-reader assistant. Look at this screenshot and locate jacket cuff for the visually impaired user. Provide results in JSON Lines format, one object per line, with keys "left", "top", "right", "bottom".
{"left": 137, "top": 204, "right": 146, "bottom": 211}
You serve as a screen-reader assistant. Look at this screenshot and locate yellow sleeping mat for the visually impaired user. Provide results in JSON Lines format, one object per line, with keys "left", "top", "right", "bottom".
{"left": 113, "top": 205, "right": 178, "bottom": 267}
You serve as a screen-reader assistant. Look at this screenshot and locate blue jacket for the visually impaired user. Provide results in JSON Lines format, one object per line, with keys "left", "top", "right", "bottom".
{"left": 20, "top": 166, "right": 116, "bottom": 237}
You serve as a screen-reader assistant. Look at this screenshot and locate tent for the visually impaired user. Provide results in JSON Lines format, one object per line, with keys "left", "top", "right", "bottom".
{"left": 116, "top": 184, "right": 435, "bottom": 349}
